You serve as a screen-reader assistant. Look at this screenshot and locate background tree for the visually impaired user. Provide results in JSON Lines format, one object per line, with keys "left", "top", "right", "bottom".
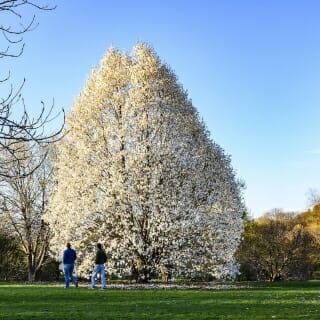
{"left": 296, "top": 203, "right": 320, "bottom": 274}
{"left": 236, "top": 209, "right": 317, "bottom": 281}
{"left": 45, "top": 43, "right": 244, "bottom": 281}
{"left": 306, "top": 188, "right": 320, "bottom": 208}
{"left": 298, "top": 204, "right": 320, "bottom": 240}
{"left": 0, "top": 142, "right": 54, "bottom": 281}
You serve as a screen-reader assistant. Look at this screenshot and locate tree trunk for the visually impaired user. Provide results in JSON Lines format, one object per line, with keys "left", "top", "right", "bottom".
{"left": 28, "top": 268, "right": 36, "bottom": 282}
{"left": 28, "top": 253, "right": 36, "bottom": 282}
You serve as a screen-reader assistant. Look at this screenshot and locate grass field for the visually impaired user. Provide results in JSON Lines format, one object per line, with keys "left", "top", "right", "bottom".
{"left": 1, "top": 281, "right": 320, "bottom": 319}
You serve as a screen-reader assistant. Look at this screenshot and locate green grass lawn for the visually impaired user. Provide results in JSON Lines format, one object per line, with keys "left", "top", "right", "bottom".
{"left": 1, "top": 281, "right": 320, "bottom": 319}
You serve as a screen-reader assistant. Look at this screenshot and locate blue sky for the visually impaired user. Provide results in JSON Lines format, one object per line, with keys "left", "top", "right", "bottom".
{"left": 3, "top": 0, "right": 320, "bottom": 217}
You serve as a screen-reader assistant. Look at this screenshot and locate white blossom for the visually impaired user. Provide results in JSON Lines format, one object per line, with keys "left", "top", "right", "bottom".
{"left": 44, "top": 43, "right": 244, "bottom": 280}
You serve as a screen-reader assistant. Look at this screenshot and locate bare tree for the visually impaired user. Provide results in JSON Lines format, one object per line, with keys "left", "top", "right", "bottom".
{"left": 0, "top": 142, "right": 54, "bottom": 281}
{"left": 306, "top": 188, "right": 320, "bottom": 208}
{"left": 0, "top": 1, "right": 64, "bottom": 180}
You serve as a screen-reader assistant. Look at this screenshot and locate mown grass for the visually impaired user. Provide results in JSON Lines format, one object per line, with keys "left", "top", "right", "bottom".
{"left": 0, "top": 281, "right": 320, "bottom": 319}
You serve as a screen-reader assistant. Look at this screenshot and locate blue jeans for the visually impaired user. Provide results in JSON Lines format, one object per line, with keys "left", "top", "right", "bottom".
{"left": 64, "top": 263, "right": 77, "bottom": 288}
{"left": 91, "top": 264, "right": 106, "bottom": 288}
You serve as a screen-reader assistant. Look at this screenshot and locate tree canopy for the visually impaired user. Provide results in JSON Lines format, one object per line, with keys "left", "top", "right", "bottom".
{"left": 45, "top": 43, "right": 244, "bottom": 281}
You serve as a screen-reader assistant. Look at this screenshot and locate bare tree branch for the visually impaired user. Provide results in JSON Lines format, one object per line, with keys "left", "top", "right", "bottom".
{"left": 0, "top": 1, "right": 64, "bottom": 179}
{"left": 0, "top": 1, "right": 56, "bottom": 58}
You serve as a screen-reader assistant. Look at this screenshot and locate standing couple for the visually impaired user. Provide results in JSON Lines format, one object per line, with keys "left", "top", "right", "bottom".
{"left": 63, "top": 242, "right": 107, "bottom": 289}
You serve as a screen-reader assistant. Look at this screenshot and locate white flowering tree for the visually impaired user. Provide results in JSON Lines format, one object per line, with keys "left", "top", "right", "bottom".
{"left": 45, "top": 43, "right": 244, "bottom": 281}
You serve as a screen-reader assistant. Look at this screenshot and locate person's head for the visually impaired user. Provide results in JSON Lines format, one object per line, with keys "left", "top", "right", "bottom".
{"left": 66, "top": 243, "right": 71, "bottom": 249}
{"left": 97, "top": 243, "right": 102, "bottom": 250}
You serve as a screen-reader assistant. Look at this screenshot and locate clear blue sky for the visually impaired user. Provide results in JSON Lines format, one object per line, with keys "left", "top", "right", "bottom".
{"left": 4, "top": 0, "right": 320, "bottom": 217}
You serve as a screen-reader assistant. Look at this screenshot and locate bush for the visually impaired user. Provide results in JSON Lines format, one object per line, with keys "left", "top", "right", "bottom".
{"left": 36, "top": 258, "right": 60, "bottom": 281}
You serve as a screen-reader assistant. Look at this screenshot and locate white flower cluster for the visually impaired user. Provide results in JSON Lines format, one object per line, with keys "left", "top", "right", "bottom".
{"left": 44, "top": 43, "right": 245, "bottom": 280}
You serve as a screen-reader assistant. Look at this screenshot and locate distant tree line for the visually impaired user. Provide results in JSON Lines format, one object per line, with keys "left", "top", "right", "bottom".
{"left": 236, "top": 205, "right": 320, "bottom": 281}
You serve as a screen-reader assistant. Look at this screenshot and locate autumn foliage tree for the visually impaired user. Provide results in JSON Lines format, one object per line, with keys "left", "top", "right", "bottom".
{"left": 45, "top": 43, "right": 244, "bottom": 281}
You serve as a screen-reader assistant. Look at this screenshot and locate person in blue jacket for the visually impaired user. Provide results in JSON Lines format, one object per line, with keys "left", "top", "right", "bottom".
{"left": 63, "top": 243, "right": 78, "bottom": 288}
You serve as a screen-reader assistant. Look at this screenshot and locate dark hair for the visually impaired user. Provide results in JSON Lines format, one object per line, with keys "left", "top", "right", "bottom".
{"left": 97, "top": 243, "right": 102, "bottom": 249}
{"left": 67, "top": 243, "right": 71, "bottom": 248}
